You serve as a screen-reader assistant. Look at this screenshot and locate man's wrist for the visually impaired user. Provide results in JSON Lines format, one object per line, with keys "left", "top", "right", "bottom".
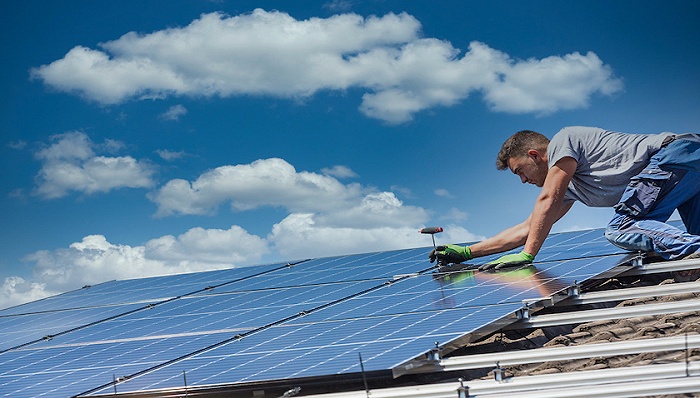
{"left": 521, "top": 251, "right": 535, "bottom": 261}
{"left": 462, "top": 245, "right": 473, "bottom": 260}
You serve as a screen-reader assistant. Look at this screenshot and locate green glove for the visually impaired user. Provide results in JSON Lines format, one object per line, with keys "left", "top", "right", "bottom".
{"left": 479, "top": 251, "right": 534, "bottom": 271}
{"left": 429, "top": 244, "right": 472, "bottom": 265}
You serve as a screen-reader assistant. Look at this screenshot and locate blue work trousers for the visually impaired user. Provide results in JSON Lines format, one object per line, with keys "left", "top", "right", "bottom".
{"left": 605, "top": 136, "right": 700, "bottom": 260}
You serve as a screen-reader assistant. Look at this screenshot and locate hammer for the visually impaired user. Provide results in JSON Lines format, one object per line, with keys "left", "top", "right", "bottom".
{"left": 420, "top": 227, "right": 443, "bottom": 249}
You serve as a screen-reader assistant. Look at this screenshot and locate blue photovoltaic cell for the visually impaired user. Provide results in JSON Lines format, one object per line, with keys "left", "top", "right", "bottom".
{"left": 86, "top": 253, "right": 629, "bottom": 395}
{"left": 0, "top": 278, "right": 389, "bottom": 396}
{"left": 0, "top": 226, "right": 646, "bottom": 397}
{"left": 22, "top": 279, "right": 381, "bottom": 349}
{"left": 197, "top": 247, "right": 431, "bottom": 295}
{"left": 0, "top": 261, "right": 289, "bottom": 316}
{"left": 94, "top": 303, "right": 525, "bottom": 393}
{"left": 0, "top": 303, "right": 145, "bottom": 352}
{"left": 466, "top": 228, "right": 625, "bottom": 265}
{"left": 0, "top": 261, "right": 297, "bottom": 353}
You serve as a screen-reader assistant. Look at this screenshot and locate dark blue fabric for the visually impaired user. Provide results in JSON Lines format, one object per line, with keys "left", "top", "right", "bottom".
{"left": 657, "top": 136, "right": 700, "bottom": 172}
{"left": 606, "top": 136, "right": 700, "bottom": 259}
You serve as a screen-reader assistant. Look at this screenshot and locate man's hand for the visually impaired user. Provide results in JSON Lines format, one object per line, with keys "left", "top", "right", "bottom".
{"left": 479, "top": 251, "right": 534, "bottom": 271}
{"left": 429, "top": 244, "right": 472, "bottom": 265}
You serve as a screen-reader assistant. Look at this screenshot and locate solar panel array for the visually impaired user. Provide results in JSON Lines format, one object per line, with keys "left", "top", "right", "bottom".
{"left": 0, "top": 226, "right": 642, "bottom": 397}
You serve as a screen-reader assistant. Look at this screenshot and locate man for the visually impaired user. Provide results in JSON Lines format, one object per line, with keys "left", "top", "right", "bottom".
{"left": 431, "top": 126, "right": 700, "bottom": 270}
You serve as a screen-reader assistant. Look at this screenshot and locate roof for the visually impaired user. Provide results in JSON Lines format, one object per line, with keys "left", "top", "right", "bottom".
{"left": 1, "top": 223, "right": 699, "bottom": 398}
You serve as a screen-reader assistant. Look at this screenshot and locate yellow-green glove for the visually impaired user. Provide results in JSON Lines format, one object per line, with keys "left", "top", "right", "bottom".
{"left": 479, "top": 251, "right": 534, "bottom": 271}
{"left": 429, "top": 244, "right": 472, "bottom": 265}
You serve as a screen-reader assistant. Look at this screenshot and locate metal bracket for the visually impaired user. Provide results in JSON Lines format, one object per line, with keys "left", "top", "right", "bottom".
{"left": 567, "top": 281, "right": 581, "bottom": 298}
{"left": 456, "top": 378, "right": 469, "bottom": 398}
{"left": 428, "top": 341, "right": 442, "bottom": 361}
{"left": 392, "top": 342, "right": 445, "bottom": 376}
{"left": 632, "top": 252, "right": 646, "bottom": 267}
{"left": 517, "top": 306, "right": 531, "bottom": 320}
{"left": 492, "top": 361, "right": 505, "bottom": 383}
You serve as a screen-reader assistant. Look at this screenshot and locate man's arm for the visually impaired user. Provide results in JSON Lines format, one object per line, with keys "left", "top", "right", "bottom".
{"left": 430, "top": 157, "right": 576, "bottom": 266}
{"left": 468, "top": 217, "right": 531, "bottom": 257}
{"left": 523, "top": 156, "right": 577, "bottom": 256}
{"left": 468, "top": 157, "right": 576, "bottom": 258}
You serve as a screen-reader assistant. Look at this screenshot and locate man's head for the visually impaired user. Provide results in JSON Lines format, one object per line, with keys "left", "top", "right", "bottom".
{"left": 497, "top": 130, "right": 550, "bottom": 187}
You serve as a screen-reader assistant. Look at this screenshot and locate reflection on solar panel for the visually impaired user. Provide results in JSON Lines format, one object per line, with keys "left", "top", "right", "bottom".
{"left": 0, "top": 226, "right": 641, "bottom": 397}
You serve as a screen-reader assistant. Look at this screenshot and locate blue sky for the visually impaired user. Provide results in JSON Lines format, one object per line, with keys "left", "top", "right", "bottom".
{"left": 1, "top": 0, "right": 698, "bottom": 309}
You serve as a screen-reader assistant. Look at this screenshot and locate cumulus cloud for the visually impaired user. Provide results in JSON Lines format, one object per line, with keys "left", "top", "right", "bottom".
{"left": 439, "top": 208, "right": 469, "bottom": 222}
{"left": 149, "top": 158, "right": 365, "bottom": 216}
{"left": 31, "top": 9, "right": 622, "bottom": 123}
{"left": 145, "top": 225, "right": 268, "bottom": 264}
{"left": 314, "top": 191, "right": 429, "bottom": 229}
{"left": 156, "top": 149, "right": 187, "bottom": 161}
{"left": 323, "top": 0, "right": 354, "bottom": 12}
{"left": 434, "top": 188, "right": 454, "bottom": 198}
{"left": 7, "top": 140, "right": 27, "bottom": 150}
{"left": 147, "top": 157, "right": 477, "bottom": 258}
{"left": 34, "top": 132, "right": 155, "bottom": 199}
{"left": 3, "top": 153, "right": 485, "bottom": 309}
{"left": 147, "top": 157, "right": 459, "bottom": 254}
{"left": 1, "top": 225, "right": 268, "bottom": 309}
{"left": 3, "top": 218, "right": 479, "bottom": 310}
{"left": 1, "top": 276, "right": 53, "bottom": 310}
{"left": 160, "top": 104, "right": 188, "bottom": 121}
{"left": 321, "top": 165, "right": 358, "bottom": 178}
{"left": 269, "top": 214, "right": 480, "bottom": 259}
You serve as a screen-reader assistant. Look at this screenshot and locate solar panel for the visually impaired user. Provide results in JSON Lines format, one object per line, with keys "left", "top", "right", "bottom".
{"left": 0, "top": 226, "right": 648, "bottom": 397}
{"left": 1, "top": 261, "right": 293, "bottom": 316}
{"left": 0, "top": 261, "right": 312, "bottom": 354}
{"left": 0, "top": 303, "right": 146, "bottom": 352}
{"left": 83, "top": 254, "right": 629, "bottom": 395}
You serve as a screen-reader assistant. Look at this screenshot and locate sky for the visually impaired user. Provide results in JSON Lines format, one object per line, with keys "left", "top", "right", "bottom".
{"left": 1, "top": 0, "right": 699, "bottom": 310}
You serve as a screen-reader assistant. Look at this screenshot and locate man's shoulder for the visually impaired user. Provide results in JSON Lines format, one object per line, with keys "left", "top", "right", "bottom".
{"left": 553, "top": 126, "right": 606, "bottom": 139}
{"left": 554, "top": 126, "right": 670, "bottom": 146}
{"left": 549, "top": 127, "right": 604, "bottom": 151}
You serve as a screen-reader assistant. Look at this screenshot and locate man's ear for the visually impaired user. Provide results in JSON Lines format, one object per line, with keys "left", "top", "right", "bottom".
{"left": 527, "top": 149, "right": 540, "bottom": 159}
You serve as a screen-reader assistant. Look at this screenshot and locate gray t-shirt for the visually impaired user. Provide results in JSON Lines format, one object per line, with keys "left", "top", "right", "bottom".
{"left": 547, "top": 126, "right": 672, "bottom": 207}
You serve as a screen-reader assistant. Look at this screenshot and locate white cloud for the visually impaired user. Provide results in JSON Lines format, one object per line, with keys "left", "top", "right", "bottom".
{"left": 6, "top": 140, "right": 27, "bottom": 150}
{"left": 269, "top": 213, "right": 423, "bottom": 258}
{"left": 156, "top": 149, "right": 187, "bottom": 161}
{"left": 479, "top": 47, "right": 624, "bottom": 114}
{"left": 160, "top": 104, "right": 188, "bottom": 121}
{"left": 266, "top": 191, "right": 434, "bottom": 258}
{"left": 434, "top": 188, "right": 454, "bottom": 198}
{"left": 149, "top": 158, "right": 365, "bottom": 216}
{"left": 321, "top": 165, "right": 358, "bottom": 178}
{"left": 315, "top": 191, "right": 429, "bottom": 229}
{"left": 0, "top": 225, "right": 269, "bottom": 309}
{"left": 3, "top": 154, "right": 487, "bottom": 309}
{"left": 33, "top": 132, "right": 155, "bottom": 199}
{"left": 1, "top": 276, "right": 53, "bottom": 310}
{"left": 323, "top": 0, "right": 354, "bottom": 12}
{"left": 31, "top": 9, "right": 622, "bottom": 123}
{"left": 149, "top": 157, "right": 432, "bottom": 228}
{"left": 439, "top": 207, "right": 469, "bottom": 222}
{"left": 145, "top": 225, "right": 268, "bottom": 264}
{"left": 26, "top": 235, "right": 164, "bottom": 289}
{"left": 149, "top": 157, "right": 454, "bottom": 259}
{"left": 269, "top": 214, "right": 481, "bottom": 259}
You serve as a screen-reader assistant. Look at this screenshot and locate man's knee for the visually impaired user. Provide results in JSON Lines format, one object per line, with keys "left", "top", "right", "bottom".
{"left": 605, "top": 217, "right": 654, "bottom": 252}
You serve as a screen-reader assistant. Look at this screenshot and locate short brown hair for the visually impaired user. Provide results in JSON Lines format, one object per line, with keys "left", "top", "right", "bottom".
{"left": 496, "top": 130, "right": 550, "bottom": 170}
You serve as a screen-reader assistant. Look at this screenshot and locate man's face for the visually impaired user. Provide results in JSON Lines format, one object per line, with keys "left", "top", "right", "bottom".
{"left": 507, "top": 151, "right": 548, "bottom": 187}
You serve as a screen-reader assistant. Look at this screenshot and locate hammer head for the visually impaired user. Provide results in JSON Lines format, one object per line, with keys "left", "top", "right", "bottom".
{"left": 420, "top": 227, "right": 443, "bottom": 235}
